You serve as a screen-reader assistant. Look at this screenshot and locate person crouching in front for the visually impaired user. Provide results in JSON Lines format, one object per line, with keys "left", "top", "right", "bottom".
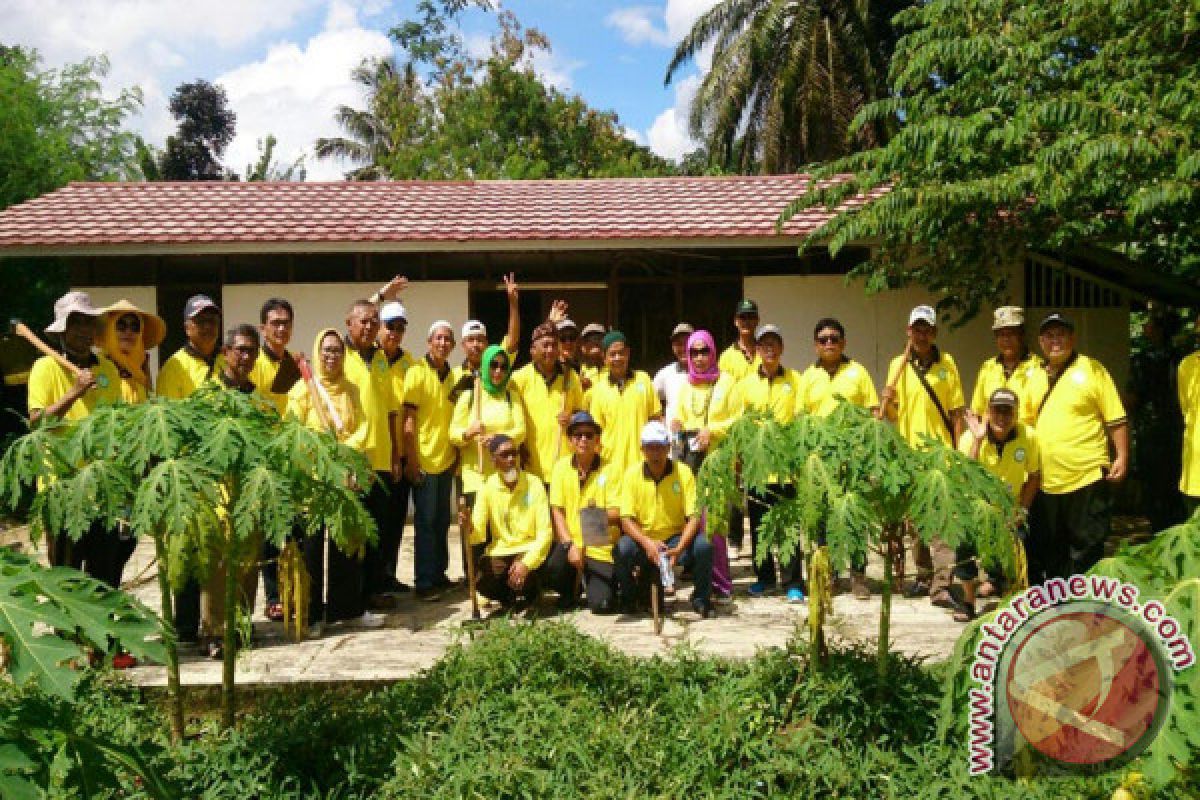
{"left": 614, "top": 421, "right": 714, "bottom": 618}
{"left": 464, "top": 434, "right": 553, "bottom": 612}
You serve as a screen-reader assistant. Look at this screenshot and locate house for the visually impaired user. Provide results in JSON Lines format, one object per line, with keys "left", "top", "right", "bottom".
{"left": 0, "top": 175, "right": 1172, "bottom": 393}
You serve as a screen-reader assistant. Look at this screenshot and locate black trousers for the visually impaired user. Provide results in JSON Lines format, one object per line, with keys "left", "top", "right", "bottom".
{"left": 748, "top": 485, "right": 803, "bottom": 588}
{"left": 303, "top": 524, "right": 365, "bottom": 624}
{"left": 363, "top": 471, "right": 410, "bottom": 599}
{"left": 543, "top": 541, "right": 618, "bottom": 613}
{"left": 47, "top": 523, "right": 135, "bottom": 589}
{"left": 1028, "top": 480, "right": 1112, "bottom": 582}
{"left": 476, "top": 552, "right": 545, "bottom": 607}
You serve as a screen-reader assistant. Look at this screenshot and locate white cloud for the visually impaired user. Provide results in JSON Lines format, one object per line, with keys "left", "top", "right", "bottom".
{"left": 216, "top": 1, "right": 393, "bottom": 180}
{"left": 606, "top": 0, "right": 721, "bottom": 50}
{"left": 646, "top": 73, "right": 700, "bottom": 161}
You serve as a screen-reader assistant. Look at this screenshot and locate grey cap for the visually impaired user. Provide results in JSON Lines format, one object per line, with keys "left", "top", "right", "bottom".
{"left": 671, "top": 323, "right": 695, "bottom": 339}
{"left": 754, "top": 323, "right": 783, "bottom": 342}
{"left": 580, "top": 323, "right": 606, "bottom": 339}
{"left": 184, "top": 294, "right": 219, "bottom": 320}
{"left": 1039, "top": 312, "right": 1074, "bottom": 332}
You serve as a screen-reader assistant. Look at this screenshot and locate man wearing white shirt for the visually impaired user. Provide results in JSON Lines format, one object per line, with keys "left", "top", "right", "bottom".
{"left": 653, "top": 323, "right": 694, "bottom": 430}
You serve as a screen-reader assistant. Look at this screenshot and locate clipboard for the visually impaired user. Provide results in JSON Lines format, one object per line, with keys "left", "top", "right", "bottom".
{"left": 579, "top": 505, "right": 609, "bottom": 547}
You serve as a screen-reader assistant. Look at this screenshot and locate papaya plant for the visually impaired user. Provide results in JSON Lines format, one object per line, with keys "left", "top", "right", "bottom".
{"left": 0, "top": 387, "right": 377, "bottom": 736}
{"left": 699, "top": 401, "right": 1017, "bottom": 679}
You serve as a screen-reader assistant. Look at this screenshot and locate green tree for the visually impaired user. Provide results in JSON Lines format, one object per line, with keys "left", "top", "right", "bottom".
{"left": 700, "top": 403, "right": 1017, "bottom": 679}
{"left": 245, "top": 133, "right": 305, "bottom": 181}
{"left": 785, "top": 0, "right": 1200, "bottom": 319}
{"left": 155, "top": 80, "right": 237, "bottom": 180}
{"left": 0, "top": 388, "right": 377, "bottom": 736}
{"left": 665, "top": 0, "right": 908, "bottom": 174}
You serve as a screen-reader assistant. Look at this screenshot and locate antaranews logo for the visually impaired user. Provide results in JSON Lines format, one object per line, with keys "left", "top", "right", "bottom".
{"left": 967, "top": 574, "right": 1195, "bottom": 775}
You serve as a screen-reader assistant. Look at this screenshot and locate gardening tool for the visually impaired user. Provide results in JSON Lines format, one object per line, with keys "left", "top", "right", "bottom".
{"left": 9, "top": 319, "right": 81, "bottom": 377}
{"left": 458, "top": 496, "right": 481, "bottom": 622}
{"left": 880, "top": 339, "right": 914, "bottom": 588}
{"left": 459, "top": 377, "right": 485, "bottom": 622}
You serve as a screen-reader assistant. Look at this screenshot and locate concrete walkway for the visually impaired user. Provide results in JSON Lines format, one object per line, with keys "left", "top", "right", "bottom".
{"left": 104, "top": 525, "right": 970, "bottom": 688}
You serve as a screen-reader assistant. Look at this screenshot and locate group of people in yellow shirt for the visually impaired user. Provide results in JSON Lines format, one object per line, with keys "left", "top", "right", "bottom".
{"left": 25, "top": 279, "right": 1200, "bottom": 641}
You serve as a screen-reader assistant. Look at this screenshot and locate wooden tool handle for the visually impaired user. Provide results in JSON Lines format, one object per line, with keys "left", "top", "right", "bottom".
{"left": 13, "top": 322, "right": 82, "bottom": 377}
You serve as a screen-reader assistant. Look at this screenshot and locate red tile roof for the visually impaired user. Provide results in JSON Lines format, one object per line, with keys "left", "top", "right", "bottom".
{"left": 0, "top": 175, "right": 885, "bottom": 254}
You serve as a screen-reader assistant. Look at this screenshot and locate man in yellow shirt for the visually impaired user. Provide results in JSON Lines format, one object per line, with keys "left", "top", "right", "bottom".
{"left": 27, "top": 291, "right": 121, "bottom": 572}
{"left": 718, "top": 299, "right": 761, "bottom": 381}
{"left": 952, "top": 388, "right": 1041, "bottom": 620}
{"left": 586, "top": 331, "right": 662, "bottom": 475}
{"left": 403, "top": 320, "right": 459, "bottom": 599}
{"left": 969, "top": 306, "right": 1045, "bottom": 427}
{"left": 796, "top": 317, "right": 880, "bottom": 598}
{"left": 879, "top": 305, "right": 966, "bottom": 604}
{"left": 376, "top": 301, "right": 417, "bottom": 597}
{"left": 157, "top": 294, "right": 222, "bottom": 400}
{"left": 510, "top": 322, "right": 584, "bottom": 482}
{"left": 615, "top": 420, "right": 714, "bottom": 617}
{"left": 1030, "top": 312, "right": 1128, "bottom": 580}
{"left": 577, "top": 323, "right": 606, "bottom": 391}
{"left": 1180, "top": 319, "right": 1200, "bottom": 517}
{"left": 544, "top": 412, "right": 622, "bottom": 613}
{"left": 466, "top": 434, "right": 553, "bottom": 611}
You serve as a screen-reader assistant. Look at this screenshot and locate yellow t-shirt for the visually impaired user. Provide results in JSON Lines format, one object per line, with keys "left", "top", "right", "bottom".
{"left": 403, "top": 356, "right": 458, "bottom": 475}
{"left": 957, "top": 424, "right": 1040, "bottom": 497}
{"left": 1179, "top": 352, "right": 1200, "bottom": 498}
{"left": 385, "top": 349, "right": 416, "bottom": 459}
{"left": 797, "top": 359, "right": 880, "bottom": 416}
{"left": 672, "top": 380, "right": 718, "bottom": 432}
{"left": 718, "top": 343, "right": 760, "bottom": 382}
{"left": 885, "top": 349, "right": 965, "bottom": 448}
{"left": 704, "top": 374, "right": 742, "bottom": 442}
{"left": 450, "top": 386, "right": 526, "bottom": 493}
{"left": 248, "top": 349, "right": 295, "bottom": 417}
{"left": 285, "top": 378, "right": 368, "bottom": 451}
{"left": 620, "top": 460, "right": 697, "bottom": 542}
{"left": 548, "top": 455, "right": 622, "bottom": 563}
{"left": 510, "top": 363, "right": 585, "bottom": 481}
{"left": 342, "top": 345, "right": 396, "bottom": 472}
{"left": 586, "top": 370, "right": 661, "bottom": 475}
{"left": 27, "top": 354, "right": 122, "bottom": 421}
{"left": 1034, "top": 354, "right": 1127, "bottom": 494}
{"left": 469, "top": 471, "right": 553, "bottom": 569}
{"left": 734, "top": 366, "right": 804, "bottom": 423}
{"left": 156, "top": 348, "right": 223, "bottom": 399}
{"left": 969, "top": 354, "right": 1047, "bottom": 427}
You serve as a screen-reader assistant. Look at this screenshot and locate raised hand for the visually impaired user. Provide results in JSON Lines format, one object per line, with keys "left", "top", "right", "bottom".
{"left": 503, "top": 272, "right": 518, "bottom": 302}
{"left": 547, "top": 299, "right": 569, "bottom": 324}
{"left": 382, "top": 275, "right": 409, "bottom": 300}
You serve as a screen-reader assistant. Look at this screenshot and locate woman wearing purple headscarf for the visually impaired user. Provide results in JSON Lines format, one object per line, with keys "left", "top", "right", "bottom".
{"left": 670, "top": 330, "right": 736, "bottom": 601}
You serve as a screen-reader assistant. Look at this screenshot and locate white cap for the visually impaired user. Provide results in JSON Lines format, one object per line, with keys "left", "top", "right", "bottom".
{"left": 461, "top": 320, "right": 487, "bottom": 339}
{"left": 45, "top": 291, "right": 102, "bottom": 334}
{"left": 380, "top": 302, "right": 407, "bottom": 323}
{"left": 640, "top": 420, "right": 671, "bottom": 446}
{"left": 428, "top": 319, "right": 454, "bottom": 339}
{"left": 908, "top": 305, "right": 937, "bottom": 327}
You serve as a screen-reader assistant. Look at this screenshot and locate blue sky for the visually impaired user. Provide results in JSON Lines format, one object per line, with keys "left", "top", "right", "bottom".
{"left": 4, "top": 0, "right": 718, "bottom": 179}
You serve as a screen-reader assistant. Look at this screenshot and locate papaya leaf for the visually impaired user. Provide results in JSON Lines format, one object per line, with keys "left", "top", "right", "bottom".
{"left": 1140, "top": 578, "right": 1200, "bottom": 788}
{"left": 0, "top": 421, "right": 68, "bottom": 509}
{"left": 232, "top": 466, "right": 294, "bottom": 547}
{"left": 120, "top": 400, "right": 188, "bottom": 473}
{"left": 0, "top": 548, "right": 165, "bottom": 699}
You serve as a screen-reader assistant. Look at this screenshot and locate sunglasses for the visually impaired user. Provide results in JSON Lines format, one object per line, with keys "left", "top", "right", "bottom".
{"left": 688, "top": 347, "right": 711, "bottom": 357}
{"left": 816, "top": 334, "right": 842, "bottom": 345}
{"left": 490, "top": 361, "right": 510, "bottom": 371}
{"left": 492, "top": 449, "right": 517, "bottom": 460}
{"left": 570, "top": 430, "right": 597, "bottom": 440}
{"left": 384, "top": 320, "right": 406, "bottom": 332}
{"left": 115, "top": 316, "right": 142, "bottom": 333}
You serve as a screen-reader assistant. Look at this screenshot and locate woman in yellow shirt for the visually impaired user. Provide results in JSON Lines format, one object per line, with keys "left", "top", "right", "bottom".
{"left": 99, "top": 299, "right": 165, "bottom": 404}
{"left": 670, "top": 330, "right": 734, "bottom": 602}
{"left": 450, "top": 344, "right": 527, "bottom": 497}
{"left": 285, "top": 328, "right": 379, "bottom": 635}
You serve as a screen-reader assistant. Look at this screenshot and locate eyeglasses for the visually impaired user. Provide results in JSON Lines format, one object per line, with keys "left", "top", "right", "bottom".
{"left": 570, "top": 430, "right": 597, "bottom": 440}
{"left": 492, "top": 449, "right": 517, "bottom": 460}
{"left": 115, "top": 316, "right": 141, "bottom": 333}
{"left": 688, "top": 348, "right": 711, "bottom": 357}
{"left": 816, "top": 334, "right": 842, "bottom": 345}
{"left": 384, "top": 320, "right": 406, "bottom": 332}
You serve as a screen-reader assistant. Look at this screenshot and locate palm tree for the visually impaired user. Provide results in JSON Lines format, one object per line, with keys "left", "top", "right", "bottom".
{"left": 665, "top": 0, "right": 908, "bottom": 174}
{"left": 315, "top": 57, "right": 425, "bottom": 180}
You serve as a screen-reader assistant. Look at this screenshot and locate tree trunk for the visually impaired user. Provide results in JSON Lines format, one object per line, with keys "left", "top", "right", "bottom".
{"left": 878, "top": 527, "right": 896, "bottom": 689}
{"left": 220, "top": 535, "right": 239, "bottom": 730}
{"left": 152, "top": 532, "right": 184, "bottom": 743}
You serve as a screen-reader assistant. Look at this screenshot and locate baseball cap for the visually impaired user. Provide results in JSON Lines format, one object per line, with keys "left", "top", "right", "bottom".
{"left": 461, "top": 320, "right": 487, "bottom": 339}
{"left": 754, "top": 323, "right": 783, "bottom": 342}
{"left": 908, "top": 305, "right": 937, "bottom": 327}
{"left": 428, "top": 319, "right": 454, "bottom": 339}
{"left": 380, "top": 302, "right": 407, "bottom": 323}
{"left": 1039, "top": 312, "right": 1075, "bottom": 332}
{"left": 556, "top": 318, "right": 578, "bottom": 334}
{"left": 184, "top": 294, "right": 219, "bottom": 320}
{"left": 735, "top": 299, "right": 759, "bottom": 316}
{"left": 580, "top": 323, "right": 606, "bottom": 339}
{"left": 989, "top": 388, "right": 1018, "bottom": 408}
{"left": 567, "top": 410, "right": 602, "bottom": 435}
{"left": 671, "top": 323, "right": 695, "bottom": 339}
{"left": 640, "top": 420, "right": 671, "bottom": 446}
{"left": 992, "top": 306, "right": 1024, "bottom": 331}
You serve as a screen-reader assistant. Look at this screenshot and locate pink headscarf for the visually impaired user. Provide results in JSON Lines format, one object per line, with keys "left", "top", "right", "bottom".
{"left": 686, "top": 330, "right": 720, "bottom": 385}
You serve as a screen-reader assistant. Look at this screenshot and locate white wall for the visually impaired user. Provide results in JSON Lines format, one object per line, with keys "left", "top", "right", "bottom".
{"left": 745, "top": 275, "right": 1130, "bottom": 399}
{"left": 74, "top": 285, "right": 161, "bottom": 373}
{"left": 222, "top": 281, "right": 470, "bottom": 361}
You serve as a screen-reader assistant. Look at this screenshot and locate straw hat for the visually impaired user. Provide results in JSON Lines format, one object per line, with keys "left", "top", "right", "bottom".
{"left": 102, "top": 299, "right": 167, "bottom": 349}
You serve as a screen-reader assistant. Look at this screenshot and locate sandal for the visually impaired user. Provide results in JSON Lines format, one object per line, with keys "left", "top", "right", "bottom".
{"left": 931, "top": 588, "right": 958, "bottom": 610}
{"left": 953, "top": 602, "right": 977, "bottom": 622}
{"left": 904, "top": 580, "right": 931, "bottom": 598}
{"left": 266, "top": 602, "right": 284, "bottom": 622}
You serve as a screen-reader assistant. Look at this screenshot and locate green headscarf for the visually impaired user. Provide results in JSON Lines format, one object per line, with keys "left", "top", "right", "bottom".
{"left": 480, "top": 344, "right": 512, "bottom": 397}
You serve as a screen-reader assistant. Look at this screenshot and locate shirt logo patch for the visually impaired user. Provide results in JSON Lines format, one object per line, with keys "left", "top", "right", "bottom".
{"left": 938, "top": 368, "right": 948, "bottom": 380}
{"left": 1014, "top": 447, "right": 1026, "bottom": 463}
{"left": 672, "top": 481, "right": 681, "bottom": 494}
{"left": 97, "top": 374, "right": 110, "bottom": 389}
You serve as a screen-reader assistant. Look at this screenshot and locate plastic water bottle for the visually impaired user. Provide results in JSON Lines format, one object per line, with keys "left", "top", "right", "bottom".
{"left": 658, "top": 552, "right": 675, "bottom": 590}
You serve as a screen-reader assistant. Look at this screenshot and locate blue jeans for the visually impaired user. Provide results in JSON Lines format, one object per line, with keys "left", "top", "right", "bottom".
{"left": 614, "top": 531, "right": 713, "bottom": 607}
{"left": 412, "top": 467, "right": 453, "bottom": 590}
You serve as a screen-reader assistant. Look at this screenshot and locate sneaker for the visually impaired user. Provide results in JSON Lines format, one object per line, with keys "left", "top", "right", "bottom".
{"left": 747, "top": 581, "right": 775, "bottom": 598}
{"left": 415, "top": 586, "right": 443, "bottom": 602}
{"left": 786, "top": 587, "right": 807, "bottom": 604}
{"left": 353, "top": 611, "right": 385, "bottom": 629}
{"left": 691, "top": 597, "right": 716, "bottom": 618}
{"left": 385, "top": 578, "right": 412, "bottom": 595}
